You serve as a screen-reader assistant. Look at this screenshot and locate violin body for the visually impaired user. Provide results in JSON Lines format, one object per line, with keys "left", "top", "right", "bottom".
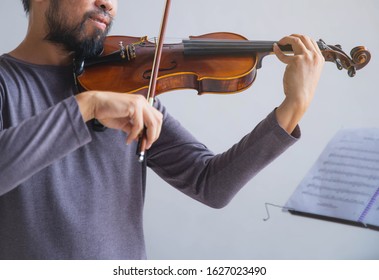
{"left": 76, "top": 32, "right": 371, "bottom": 97}
{"left": 78, "top": 32, "right": 260, "bottom": 97}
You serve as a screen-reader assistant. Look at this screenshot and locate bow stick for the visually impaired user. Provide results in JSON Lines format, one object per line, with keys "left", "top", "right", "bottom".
{"left": 137, "top": 0, "right": 172, "bottom": 162}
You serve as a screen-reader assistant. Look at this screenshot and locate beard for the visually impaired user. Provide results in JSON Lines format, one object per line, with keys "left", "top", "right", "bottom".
{"left": 44, "top": 0, "right": 113, "bottom": 60}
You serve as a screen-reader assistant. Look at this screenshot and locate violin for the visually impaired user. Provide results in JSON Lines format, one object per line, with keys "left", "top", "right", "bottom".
{"left": 75, "top": 32, "right": 371, "bottom": 97}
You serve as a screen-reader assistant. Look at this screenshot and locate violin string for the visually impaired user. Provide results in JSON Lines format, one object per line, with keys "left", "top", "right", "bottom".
{"left": 183, "top": 40, "right": 282, "bottom": 54}
{"left": 147, "top": 36, "right": 186, "bottom": 44}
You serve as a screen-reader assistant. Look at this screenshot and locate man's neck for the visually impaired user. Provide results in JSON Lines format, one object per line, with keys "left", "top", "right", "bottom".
{"left": 9, "top": 35, "right": 74, "bottom": 66}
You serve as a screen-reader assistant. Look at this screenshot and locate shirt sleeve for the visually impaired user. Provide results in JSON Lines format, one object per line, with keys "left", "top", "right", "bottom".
{"left": 148, "top": 100, "right": 300, "bottom": 208}
{"left": 0, "top": 96, "right": 92, "bottom": 196}
{"left": 0, "top": 83, "right": 3, "bottom": 132}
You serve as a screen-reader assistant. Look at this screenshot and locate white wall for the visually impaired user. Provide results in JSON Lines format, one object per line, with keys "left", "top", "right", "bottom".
{"left": 1, "top": 0, "right": 378, "bottom": 259}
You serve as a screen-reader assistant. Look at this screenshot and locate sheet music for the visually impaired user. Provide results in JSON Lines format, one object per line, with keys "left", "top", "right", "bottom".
{"left": 285, "top": 128, "right": 379, "bottom": 226}
{"left": 362, "top": 190, "right": 379, "bottom": 227}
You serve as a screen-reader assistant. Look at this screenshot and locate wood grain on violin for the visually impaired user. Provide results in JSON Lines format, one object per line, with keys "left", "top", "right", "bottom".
{"left": 76, "top": 32, "right": 371, "bottom": 97}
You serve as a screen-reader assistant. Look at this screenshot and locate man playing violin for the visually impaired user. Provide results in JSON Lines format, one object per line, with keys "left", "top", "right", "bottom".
{"left": 0, "top": 0, "right": 324, "bottom": 259}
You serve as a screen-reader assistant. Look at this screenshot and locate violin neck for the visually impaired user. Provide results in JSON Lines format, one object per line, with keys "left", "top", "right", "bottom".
{"left": 183, "top": 39, "right": 325, "bottom": 55}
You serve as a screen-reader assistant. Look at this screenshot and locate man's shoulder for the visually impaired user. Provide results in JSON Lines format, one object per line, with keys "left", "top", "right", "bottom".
{"left": 0, "top": 54, "right": 14, "bottom": 65}
{"left": 0, "top": 54, "right": 17, "bottom": 77}
{"left": 0, "top": 54, "right": 9, "bottom": 69}
{"left": 0, "top": 55, "right": 10, "bottom": 83}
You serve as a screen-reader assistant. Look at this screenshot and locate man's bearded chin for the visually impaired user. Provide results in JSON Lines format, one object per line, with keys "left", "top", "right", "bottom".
{"left": 45, "top": 10, "right": 113, "bottom": 60}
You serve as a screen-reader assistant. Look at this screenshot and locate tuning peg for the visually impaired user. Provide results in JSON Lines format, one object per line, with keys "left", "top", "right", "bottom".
{"left": 317, "top": 39, "right": 328, "bottom": 50}
{"left": 348, "top": 66, "right": 356, "bottom": 77}
{"left": 335, "top": 58, "right": 343, "bottom": 70}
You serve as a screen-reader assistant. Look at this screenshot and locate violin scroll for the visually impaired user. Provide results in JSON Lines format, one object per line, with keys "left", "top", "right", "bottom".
{"left": 319, "top": 39, "right": 371, "bottom": 77}
{"left": 351, "top": 46, "right": 371, "bottom": 69}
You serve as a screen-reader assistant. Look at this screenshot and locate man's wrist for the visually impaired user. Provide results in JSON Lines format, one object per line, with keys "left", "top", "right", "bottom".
{"left": 276, "top": 97, "right": 307, "bottom": 134}
{"left": 75, "top": 91, "right": 95, "bottom": 122}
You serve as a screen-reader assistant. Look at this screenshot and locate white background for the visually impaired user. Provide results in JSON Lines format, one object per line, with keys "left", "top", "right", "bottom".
{"left": 1, "top": 0, "right": 378, "bottom": 259}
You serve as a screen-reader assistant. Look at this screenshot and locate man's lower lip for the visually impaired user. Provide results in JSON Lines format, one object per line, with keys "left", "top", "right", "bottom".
{"left": 89, "top": 18, "right": 107, "bottom": 31}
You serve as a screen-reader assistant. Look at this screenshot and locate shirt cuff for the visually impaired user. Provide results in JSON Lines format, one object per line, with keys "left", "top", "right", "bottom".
{"left": 63, "top": 96, "right": 92, "bottom": 146}
{"left": 267, "top": 108, "right": 301, "bottom": 140}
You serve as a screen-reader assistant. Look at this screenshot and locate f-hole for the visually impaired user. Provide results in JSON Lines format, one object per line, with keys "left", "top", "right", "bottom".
{"left": 143, "top": 60, "right": 178, "bottom": 79}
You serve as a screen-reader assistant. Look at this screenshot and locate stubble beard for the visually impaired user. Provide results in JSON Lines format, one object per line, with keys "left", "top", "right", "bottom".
{"left": 44, "top": 0, "right": 113, "bottom": 60}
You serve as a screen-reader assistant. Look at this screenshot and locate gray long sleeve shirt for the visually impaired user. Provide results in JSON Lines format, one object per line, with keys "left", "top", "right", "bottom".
{"left": 0, "top": 54, "right": 299, "bottom": 259}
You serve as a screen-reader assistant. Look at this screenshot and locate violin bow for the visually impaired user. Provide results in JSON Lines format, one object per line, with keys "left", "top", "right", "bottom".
{"left": 137, "top": 0, "right": 172, "bottom": 162}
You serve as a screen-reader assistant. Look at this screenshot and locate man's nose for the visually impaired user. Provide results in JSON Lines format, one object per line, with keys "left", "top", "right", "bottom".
{"left": 95, "top": 0, "right": 113, "bottom": 12}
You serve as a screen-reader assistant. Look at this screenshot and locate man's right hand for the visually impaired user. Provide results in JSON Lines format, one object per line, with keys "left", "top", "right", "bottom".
{"left": 75, "top": 91, "right": 163, "bottom": 149}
